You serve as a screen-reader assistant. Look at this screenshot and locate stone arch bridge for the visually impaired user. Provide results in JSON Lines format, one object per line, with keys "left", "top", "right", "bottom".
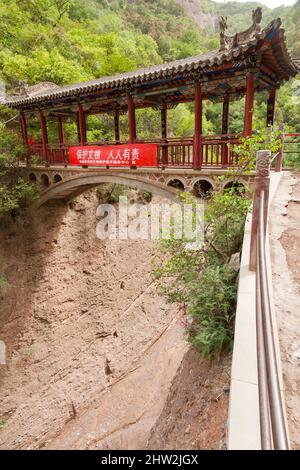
{"left": 23, "top": 167, "right": 254, "bottom": 207}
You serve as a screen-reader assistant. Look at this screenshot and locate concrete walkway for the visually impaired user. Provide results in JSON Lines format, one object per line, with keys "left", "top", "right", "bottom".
{"left": 269, "top": 172, "right": 300, "bottom": 449}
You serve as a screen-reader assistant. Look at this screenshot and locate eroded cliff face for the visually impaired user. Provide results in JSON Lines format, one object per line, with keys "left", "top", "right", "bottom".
{"left": 0, "top": 188, "right": 229, "bottom": 450}
{"left": 175, "top": 0, "right": 218, "bottom": 30}
{"left": 0, "top": 189, "right": 186, "bottom": 449}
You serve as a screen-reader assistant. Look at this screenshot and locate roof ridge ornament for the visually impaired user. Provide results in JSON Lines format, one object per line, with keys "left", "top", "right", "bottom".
{"left": 219, "top": 7, "right": 263, "bottom": 52}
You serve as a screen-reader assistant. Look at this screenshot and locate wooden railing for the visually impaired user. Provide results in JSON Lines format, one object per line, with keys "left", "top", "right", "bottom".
{"left": 202, "top": 135, "right": 240, "bottom": 167}
{"left": 27, "top": 143, "right": 68, "bottom": 165}
{"left": 26, "top": 134, "right": 241, "bottom": 168}
{"left": 283, "top": 132, "right": 300, "bottom": 168}
{"left": 158, "top": 140, "right": 193, "bottom": 167}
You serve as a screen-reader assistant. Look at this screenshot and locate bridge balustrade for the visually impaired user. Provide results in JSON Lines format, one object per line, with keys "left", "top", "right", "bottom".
{"left": 25, "top": 134, "right": 241, "bottom": 168}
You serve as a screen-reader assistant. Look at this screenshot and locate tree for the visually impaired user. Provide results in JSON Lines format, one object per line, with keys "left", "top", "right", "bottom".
{"left": 52, "top": 0, "right": 74, "bottom": 25}
{"left": 0, "top": 108, "right": 38, "bottom": 217}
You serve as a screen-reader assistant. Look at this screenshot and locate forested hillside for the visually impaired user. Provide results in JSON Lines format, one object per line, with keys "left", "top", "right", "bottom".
{"left": 0, "top": 0, "right": 299, "bottom": 150}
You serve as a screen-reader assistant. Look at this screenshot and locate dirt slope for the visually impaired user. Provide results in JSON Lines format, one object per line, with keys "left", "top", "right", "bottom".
{"left": 147, "top": 349, "right": 231, "bottom": 450}
{"left": 0, "top": 190, "right": 186, "bottom": 449}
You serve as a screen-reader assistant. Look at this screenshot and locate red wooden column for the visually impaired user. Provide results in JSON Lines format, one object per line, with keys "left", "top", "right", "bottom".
{"left": 114, "top": 109, "right": 120, "bottom": 144}
{"left": 57, "top": 116, "right": 66, "bottom": 165}
{"left": 161, "top": 105, "right": 168, "bottom": 165}
{"left": 19, "top": 111, "right": 28, "bottom": 145}
{"left": 39, "top": 109, "right": 48, "bottom": 163}
{"left": 222, "top": 94, "right": 229, "bottom": 135}
{"left": 58, "top": 117, "right": 64, "bottom": 145}
{"left": 244, "top": 73, "right": 255, "bottom": 138}
{"left": 193, "top": 81, "right": 203, "bottom": 169}
{"left": 221, "top": 94, "right": 229, "bottom": 166}
{"left": 266, "top": 89, "right": 276, "bottom": 128}
{"left": 127, "top": 93, "right": 136, "bottom": 144}
{"left": 77, "top": 103, "right": 86, "bottom": 145}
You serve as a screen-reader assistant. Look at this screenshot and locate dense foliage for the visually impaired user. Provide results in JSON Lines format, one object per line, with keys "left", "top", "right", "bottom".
{"left": 0, "top": 0, "right": 299, "bottom": 142}
{"left": 153, "top": 184, "right": 251, "bottom": 356}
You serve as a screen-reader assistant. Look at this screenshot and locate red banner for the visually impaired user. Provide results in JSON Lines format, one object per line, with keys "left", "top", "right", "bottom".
{"left": 68, "top": 144, "right": 158, "bottom": 167}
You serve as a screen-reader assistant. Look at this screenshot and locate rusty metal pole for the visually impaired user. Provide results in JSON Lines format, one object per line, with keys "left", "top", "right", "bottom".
{"left": 249, "top": 150, "right": 271, "bottom": 271}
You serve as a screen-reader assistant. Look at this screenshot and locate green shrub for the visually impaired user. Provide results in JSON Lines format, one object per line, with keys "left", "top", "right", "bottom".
{"left": 103, "top": 184, "right": 128, "bottom": 203}
{"left": 152, "top": 131, "right": 284, "bottom": 356}
{"left": 187, "top": 264, "right": 238, "bottom": 355}
{"left": 0, "top": 119, "right": 38, "bottom": 217}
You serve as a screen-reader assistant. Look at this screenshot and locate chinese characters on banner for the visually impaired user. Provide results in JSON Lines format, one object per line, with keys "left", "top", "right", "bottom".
{"left": 68, "top": 144, "right": 158, "bottom": 167}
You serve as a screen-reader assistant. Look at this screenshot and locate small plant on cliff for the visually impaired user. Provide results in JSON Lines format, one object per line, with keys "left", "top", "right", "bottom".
{"left": 154, "top": 131, "right": 280, "bottom": 356}
{"left": 228, "top": 128, "right": 282, "bottom": 176}
{"left": 0, "top": 272, "right": 9, "bottom": 302}
{"left": 0, "top": 257, "right": 9, "bottom": 303}
{"left": 153, "top": 186, "right": 250, "bottom": 356}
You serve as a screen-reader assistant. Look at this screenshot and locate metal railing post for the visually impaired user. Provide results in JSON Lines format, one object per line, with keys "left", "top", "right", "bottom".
{"left": 249, "top": 150, "right": 271, "bottom": 271}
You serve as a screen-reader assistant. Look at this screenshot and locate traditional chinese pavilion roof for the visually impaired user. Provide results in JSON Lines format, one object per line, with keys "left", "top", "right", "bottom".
{"left": 5, "top": 11, "right": 299, "bottom": 111}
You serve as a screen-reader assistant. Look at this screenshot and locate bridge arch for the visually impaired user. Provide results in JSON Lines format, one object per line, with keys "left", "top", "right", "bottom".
{"left": 28, "top": 172, "right": 37, "bottom": 183}
{"left": 34, "top": 172, "right": 181, "bottom": 207}
{"left": 166, "top": 177, "right": 186, "bottom": 191}
{"left": 192, "top": 177, "right": 216, "bottom": 198}
{"left": 53, "top": 173, "right": 63, "bottom": 184}
{"left": 40, "top": 173, "right": 50, "bottom": 188}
